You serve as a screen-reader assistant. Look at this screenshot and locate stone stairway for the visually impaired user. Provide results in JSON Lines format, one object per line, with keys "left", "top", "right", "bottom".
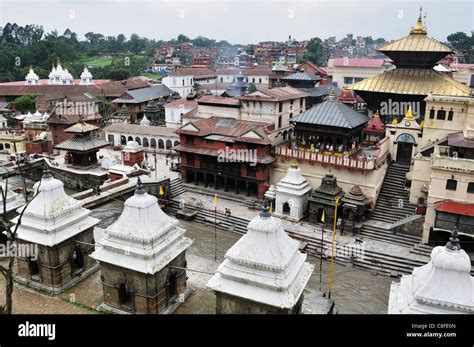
{"left": 370, "top": 163, "right": 416, "bottom": 223}
{"left": 170, "top": 178, "right": 186, "bottom": 198}
{"left": 166, "top": 200, "right": 431, "bottom": 276}
{"left": 359, "top": 224, "right": 422, "bottom": 247}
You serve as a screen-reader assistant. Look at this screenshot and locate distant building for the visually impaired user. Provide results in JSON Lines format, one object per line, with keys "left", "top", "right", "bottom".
{"left": 164, "top": 97, "right": 198, "bottom": 128}
{"left": 162, "top": 67, "right": 217, "bottom": 98}
{"left": 327, "top": 58, "right": 393, "bottom": 88}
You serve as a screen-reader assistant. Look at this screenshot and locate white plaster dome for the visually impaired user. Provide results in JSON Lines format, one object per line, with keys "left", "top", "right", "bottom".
{"left": 80, "top": 67, "right": 93, "bottom": 80}
{"left": 281, "top": 163, "right": 307, "bottom": 185}
{"left": 431, "top": 244, "right": 471, "bottom": 273}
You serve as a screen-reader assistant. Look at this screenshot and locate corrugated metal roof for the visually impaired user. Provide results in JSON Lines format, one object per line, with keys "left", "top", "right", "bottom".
{"left": 112, "top": 85, "right": 172, "bottom": 104}
{"left": 291, "top": 100, "right": 369, "bottom": 129}
{"left": 283, "top": 72, "right": 318, "bottom": 81}
{"left": 55, "top": 136, "right": 109, "bottom": 151}
{"left": 351, "top": 68, "right": 471, "bottom": 96}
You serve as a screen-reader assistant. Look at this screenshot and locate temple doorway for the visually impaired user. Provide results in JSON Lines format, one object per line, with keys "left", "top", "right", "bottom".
{"left": 167, "top": 272, "right": 178, "bottom": 302}
{"left": 28, "top": 257, "right": 40, "bottom": 277}
{"left": 71, "top": 247, "right": 84, "bottom": 273}
{"left": 118, "top": 283, "right": 133, "bottom": 309}
{"left": 283, "top": 202, "right": 291, "bottom": 215}
{"left": 395, "top": 133, "right": 415, "bottom": 164}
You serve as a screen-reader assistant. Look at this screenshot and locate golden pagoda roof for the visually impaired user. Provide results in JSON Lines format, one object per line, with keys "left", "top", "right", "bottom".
{"left": 377, "top": 16, "right": 452, "bottom": 53}
{"left": 351, "top": 68, "right": 471, "bottom": 97}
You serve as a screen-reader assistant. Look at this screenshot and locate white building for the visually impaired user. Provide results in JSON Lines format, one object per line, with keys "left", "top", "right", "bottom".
{"left": 92, "top": 178, "right": 193, "bottom": 313}
{"left": 104, "top": 123, "right": 180, "bottom": 151}
{"left": 207, "top": 200, "right": 314, "bottom": 314}
{"left": 162, "top": 67, "right": 216, "bottom": 98}
{"left": 238, "top": 86, "right": 307, "bottom": 144}
{"left": 164, "top": 98, "right": 198, "bottom": 128}
{"left": 274, "top": 163, "right": 312, "bottom": 221}
{"left": 388, "top": 230, "right": 474, "bottom": 314}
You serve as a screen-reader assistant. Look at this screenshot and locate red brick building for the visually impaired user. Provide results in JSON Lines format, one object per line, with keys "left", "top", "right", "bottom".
{"left": 175, "top": 117, "right": 275, "bottom": 200}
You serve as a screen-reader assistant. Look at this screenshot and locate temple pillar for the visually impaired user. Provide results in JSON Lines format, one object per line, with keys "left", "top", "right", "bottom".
{"left": 224, "top": 177, "right": 228, "bottom": 192}
{"left": 214, "top": 175, "right": 218, "bottom": 190}
{"left": 246, "top": 181, "right": 249, "bottom": 197}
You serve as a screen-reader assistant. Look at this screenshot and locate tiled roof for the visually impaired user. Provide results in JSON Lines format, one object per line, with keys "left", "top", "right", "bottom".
{"left": 65, "top": 122, "right": 99, "bottom": 133}
{"left": 55, "top": 136, "right": 109, "bottom": 151}
{"left": 291, "top": 99, "right": 369, "bottom": 129}
{"left": 351, "top": 68, "right": 472, "bottom": 97}
{"left": 164, "top": 98, "right": 198, "bottom": 109}
{"left": 112, "top": 85, "right": 173, "bottom": 104}
{"left": 197, "top": 95, "right": 240, "bottom": 106}
{"left": 239, "top": 86, "right": 307, "bottom": 102}
{"left": 168, "top": 67, "right": 216, "bottom": 77}
{"left": 176, "top": 117, "right": 273, "bottom": 145}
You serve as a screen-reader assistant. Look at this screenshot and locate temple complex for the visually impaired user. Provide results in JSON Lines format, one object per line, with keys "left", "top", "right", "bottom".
{"left": 273, "top": 163, "right": 312, "bottom": 221}
{"left": 92, "top": 179, "right": 193, "bottom": 314}
{"left": 14, "top": 166, "right": 99, "bottom": 293}
{"left": 388, "top": 229, "right": 474, "bottom": 314}
{"left": 207, "top": 200, "right": 314, "bottom": 314}
{"left": 55, "top": 121, "right": 109, "bottom": 169}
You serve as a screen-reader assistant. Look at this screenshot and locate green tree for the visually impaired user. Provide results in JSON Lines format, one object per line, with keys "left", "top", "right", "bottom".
{"left": 303, "top": 37, "right": 325, "bottom": 66}
{"left": 13, "top": 94, "right": 36, "bottom": 113}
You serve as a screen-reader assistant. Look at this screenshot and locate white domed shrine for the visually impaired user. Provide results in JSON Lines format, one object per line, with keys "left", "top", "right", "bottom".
{"left": 92, "top": 178, "right": 193, "bottom": 314}
{"left": 388, "top": 229, "right": 474, "bottom": 314}
{"left": 80, "top": 67, "right": 93, "bottom": 85}
{"left": 207, "top": 199, "right": 314, "bottom": 314}
{"left": 14, "top": 165, "right": 99, "bottom": 294}
{"left": 274, "top": 163, "right": 312, "bottom": 221}
{"left": 25, "top": 67, "right": 39, "bottom": 85}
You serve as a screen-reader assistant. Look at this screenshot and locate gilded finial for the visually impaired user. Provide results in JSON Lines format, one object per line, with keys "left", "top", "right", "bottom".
{"left": 405, "top": 106, "right": 414, "bottom": 120}
{"left": 391, "top": 117, "right": 398, "bottom": 125}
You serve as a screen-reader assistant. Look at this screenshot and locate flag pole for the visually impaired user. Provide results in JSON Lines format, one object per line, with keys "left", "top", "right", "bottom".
{"left": 319, "top": 209, "right": 325, "bottom": 292}
{"left": 328, "top": 196, "right": 339, "bottom": 299}
{"left": 214, "top": 194, "right": 217, "bottom": 262}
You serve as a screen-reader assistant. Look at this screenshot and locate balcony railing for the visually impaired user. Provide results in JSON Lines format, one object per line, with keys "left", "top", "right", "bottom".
{"left": 274, "top": 136, "right": 390, "bottom": 172}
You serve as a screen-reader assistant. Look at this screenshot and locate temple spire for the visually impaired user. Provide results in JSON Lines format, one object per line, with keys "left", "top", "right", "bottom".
{"left": 446, "top": 227, "right": 461, "bottom": 251}
{"left": 260, "top": 198, "right": 271, "bottom": 218}
{"left": 135, "top": 177, "right": 145, "bottom": 195}
{"left": 42, "top": 162, "right": 52, "bottom": 179}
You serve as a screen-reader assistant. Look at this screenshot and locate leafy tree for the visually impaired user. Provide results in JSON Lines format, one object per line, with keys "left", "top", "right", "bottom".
{"left": 13, "top": 94, "right": 36, "bottom": 113}
{"left": 303, "top": 37, "right": 325, "bottom": 66}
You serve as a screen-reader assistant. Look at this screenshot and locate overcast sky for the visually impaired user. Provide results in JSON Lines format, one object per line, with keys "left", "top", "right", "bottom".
{"left": 0, "top": 0, "right": 472, "bottom": 44}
